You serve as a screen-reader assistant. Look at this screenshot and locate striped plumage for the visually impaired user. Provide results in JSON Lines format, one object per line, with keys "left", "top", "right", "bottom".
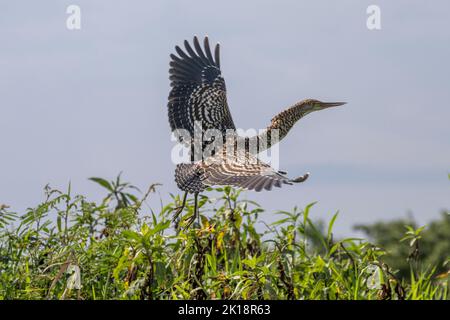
{"left": 174, "top": 147, "right": 309, "bottom": 194}
{"left": 168, "top": 36, "right": 235, "bottom": 139}
{"left": 168, "top": 36, "right": 344, "bottom": 227}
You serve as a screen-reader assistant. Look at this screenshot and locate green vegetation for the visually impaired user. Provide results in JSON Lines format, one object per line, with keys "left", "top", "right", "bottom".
{"left": 355, "top": 213, "right": 450, "bottom": 282}
{"left": 0, "top": 175, "right": 448, "bottom": 300}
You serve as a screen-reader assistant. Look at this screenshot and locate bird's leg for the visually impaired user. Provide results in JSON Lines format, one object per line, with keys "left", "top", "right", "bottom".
{"left": 172, "top": 191, "right": 188, "bottom": 222}
{"left": 184, "top": 192, "right": 199, "bottom": 229}
{"left": 292, "top": 172, "right": 310, "bottom": 183}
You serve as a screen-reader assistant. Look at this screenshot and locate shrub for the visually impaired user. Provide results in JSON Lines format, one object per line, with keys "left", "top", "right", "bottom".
{"left": 0, "top": 177, "right": 448, "bottom": 300}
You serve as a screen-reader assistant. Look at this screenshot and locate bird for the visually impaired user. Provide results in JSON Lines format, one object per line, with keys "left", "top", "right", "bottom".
{"left": 167, "top": 36, "right": 345, "bottom": 228}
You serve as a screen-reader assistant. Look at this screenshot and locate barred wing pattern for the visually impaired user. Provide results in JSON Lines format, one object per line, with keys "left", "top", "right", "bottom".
{"left": 168, "top": 36, "right": 236, "bottom": 139}
{"left": 201, "top": 151, "right": 294, "bottom": 192}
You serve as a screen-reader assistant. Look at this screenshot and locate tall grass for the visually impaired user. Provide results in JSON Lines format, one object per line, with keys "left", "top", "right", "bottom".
{"left": 0, "top": 177, "right": 448, "bottom": 300}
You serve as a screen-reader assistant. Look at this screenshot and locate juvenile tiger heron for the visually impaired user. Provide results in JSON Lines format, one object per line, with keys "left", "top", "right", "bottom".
{"left": 168, "top": 36, "right": 345, "bottom": 227}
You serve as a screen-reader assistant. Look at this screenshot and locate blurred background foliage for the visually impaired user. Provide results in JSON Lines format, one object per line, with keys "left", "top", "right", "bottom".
{"left": 354, "top": 212, "right": 449, "bottom": 282}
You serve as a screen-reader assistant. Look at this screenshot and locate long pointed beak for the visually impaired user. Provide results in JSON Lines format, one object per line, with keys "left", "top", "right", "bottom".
{"left": 321, "top": 102, "right": 346, "bottom": 108}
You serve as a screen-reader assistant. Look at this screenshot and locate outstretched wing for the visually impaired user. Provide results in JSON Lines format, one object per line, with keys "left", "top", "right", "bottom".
{"left": 200, "top": 151, "right": 305, "bottom": 192}
{"left": 168, "top": 36, "right": 236, "bottom": 139}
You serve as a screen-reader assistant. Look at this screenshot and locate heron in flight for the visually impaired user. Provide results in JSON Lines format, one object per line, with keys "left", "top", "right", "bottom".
{"left": 168, "top": 36, "right": 345, "bottom": 227}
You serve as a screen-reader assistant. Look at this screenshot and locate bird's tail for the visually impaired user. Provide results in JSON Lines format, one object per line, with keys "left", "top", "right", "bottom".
{"left": 174, "top": 163, "right": 206, "bottom": 194}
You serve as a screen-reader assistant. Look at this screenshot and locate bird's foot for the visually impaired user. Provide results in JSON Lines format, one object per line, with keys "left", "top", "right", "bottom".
{"left": 172, "top": 205, "right": 185, "bottom": 223}
{"left": 181, "top": 192, "right": 199, "bottom": 231}
{"left": 292, "top": 172, "right": 310, "bottom": 183}
{"left": 183, "top": 213, "right": 197, "bottom": 230}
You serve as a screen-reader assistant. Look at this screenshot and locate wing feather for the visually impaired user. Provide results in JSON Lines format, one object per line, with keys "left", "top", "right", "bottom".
{"left": 201, "top": 151, "right": 295, "bottom": 192}
{"left": 168, "top": 36, "right": 236, "bottom": 141}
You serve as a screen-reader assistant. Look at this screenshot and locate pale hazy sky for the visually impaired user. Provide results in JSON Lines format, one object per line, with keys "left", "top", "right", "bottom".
{"left": 1, "top": 1, "right": 449, "bottom": 235}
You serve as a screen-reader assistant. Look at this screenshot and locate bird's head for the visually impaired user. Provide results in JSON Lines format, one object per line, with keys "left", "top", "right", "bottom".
{"left": 298, "top": 99, "right": 346, "bottom": 115}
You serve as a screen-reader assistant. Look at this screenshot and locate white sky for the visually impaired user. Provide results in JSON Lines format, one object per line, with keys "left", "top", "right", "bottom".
{"left": 0, "top": 1, "right": 449, "bottom": 235}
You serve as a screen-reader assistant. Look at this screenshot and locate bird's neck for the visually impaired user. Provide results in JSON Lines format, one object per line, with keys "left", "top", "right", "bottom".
{"left": 244, "top": 101, "right": 308, "bottom": 154}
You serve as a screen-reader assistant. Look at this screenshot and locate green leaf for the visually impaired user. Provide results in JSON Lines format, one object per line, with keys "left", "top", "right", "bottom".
{"left": 147, "top": 220, "right": 170, "bottom": 238}
{"left": 125, "top": 193, "right": 138, "bottom": 203}
{"left": 303, "top": 201, "right": 317, "bottom": 227}
{"left": 242, "top": 257, "right": 256, "bottom": 269}
{"left": 327, "top": 211, "right": 339, "bottom": 243}
{"left": 122, "top": 230, "right": 142, "bottom": 242}
{"left": 88, "top": 177, "right": 113, "bottom": 191}
{"left": 270, "top": 217, "right": 291, "bottom": 226}
{"left": 56, "top": 216, "right": 62, "bottom": 233}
